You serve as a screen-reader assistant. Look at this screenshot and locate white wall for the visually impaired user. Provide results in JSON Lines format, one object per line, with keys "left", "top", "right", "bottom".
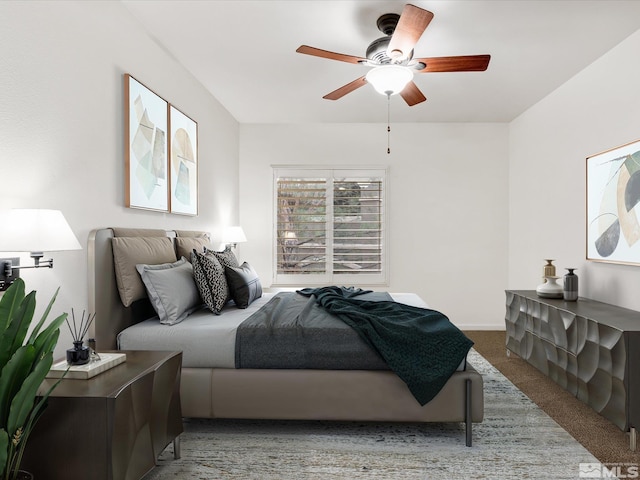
{"left": 5, "top": 2, "right": 635, "bottom": 354}
{"left": 0, "top": 1, "right": 239, "bottom": 357}
{"left": 509, "top": 30, "right": 640, "bottom": 310}
{"left": 240, "top": 122, "right": 509, "bottom": 329}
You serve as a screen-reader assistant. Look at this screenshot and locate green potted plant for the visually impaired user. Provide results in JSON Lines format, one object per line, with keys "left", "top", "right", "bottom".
{"left": 0, "top": 278, "right": 68, "bottom": 480}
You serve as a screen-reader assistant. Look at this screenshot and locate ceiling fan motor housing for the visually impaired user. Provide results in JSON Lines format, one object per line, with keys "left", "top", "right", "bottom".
{"left": 376, "top": 13, "right": 399, "bottom": 35}
{"left": 366, "top": 36, "right": 413, "bottom": 65}
{"left": 367, "top": 13, "right": 414, "bottom": 65}
{"left": 366, "top": 36, "right": 393, "bottom": 64}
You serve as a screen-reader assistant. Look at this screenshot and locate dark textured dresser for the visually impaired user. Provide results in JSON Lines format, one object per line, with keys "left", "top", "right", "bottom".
{"left": 21, "top": 350, "right": 183, "bottom": 480}
{"left": 505, "top": 290, "right": 640, "bottom": 449}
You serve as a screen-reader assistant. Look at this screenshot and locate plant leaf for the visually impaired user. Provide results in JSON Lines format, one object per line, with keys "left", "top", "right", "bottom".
{"left": 33, "top": 329, "right": 59, "bottom": 368}
{"left": 0, "top": 279, "right": 24, "bottom": 331}
{"left": 0, "top": 428, "right": 8, "bottom": 477}
{"left": 32, "top": 314, "right": 65, "bottom": 364}
{"left": 13, "top": 367, "right": 67, "bottom": 475}
{"left": 1, "top": 292, "right": 36, "bottom": 370}
{"left": 27, "top": 287, "right": 60, "bottom": 345}
{"left": 0, "top": 346, "right": 36, "bottom": 430}
{"left": 0, "top": 280, "right": 26, "bottom": 370}
{"left": 0, "top": 281, "right": 66, "bottom": 479}
{"left": 7, "top": 352, "right": 53, "bottom": 436}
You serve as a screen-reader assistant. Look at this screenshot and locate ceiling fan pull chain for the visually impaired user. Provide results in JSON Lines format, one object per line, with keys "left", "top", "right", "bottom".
{"left": 387, "top": 93, "right": 391, "bottom": 154}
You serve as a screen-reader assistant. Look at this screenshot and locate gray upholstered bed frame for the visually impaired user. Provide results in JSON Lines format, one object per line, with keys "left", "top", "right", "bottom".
{"left": 88, "top": 228, "right": 483, "bottom": 446}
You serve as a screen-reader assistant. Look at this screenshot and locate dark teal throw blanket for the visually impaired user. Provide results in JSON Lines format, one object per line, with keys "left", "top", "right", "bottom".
{"left": 298, "top": 286, "right": 474, "bottom": 405}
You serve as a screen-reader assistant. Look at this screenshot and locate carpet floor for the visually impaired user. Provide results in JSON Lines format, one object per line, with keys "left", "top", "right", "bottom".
{"left": 466, "top": 330, "right": 640, "bottom": 468}
{"left": 145, "top": 349, "right": 601, "bottom": 479}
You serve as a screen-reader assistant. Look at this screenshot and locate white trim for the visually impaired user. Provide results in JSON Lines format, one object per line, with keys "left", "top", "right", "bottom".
{"left": 456, "top": 323, "right": 506, "bottom": 331}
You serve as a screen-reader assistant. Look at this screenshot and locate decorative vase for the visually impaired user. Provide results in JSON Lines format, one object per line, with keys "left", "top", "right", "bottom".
{"left": 563, "top": 268, "right": 578, "bottom": 301}
{"left": 543, "top": 259, "right": 556, "bottom": 277}
{"left": 536, "top": 276, "right": 563, "bottom": 299}
{"left": 66, "top": 340, "right": 90, "bottom": 366}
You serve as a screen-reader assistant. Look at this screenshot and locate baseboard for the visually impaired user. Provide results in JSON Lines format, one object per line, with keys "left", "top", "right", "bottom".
{"left": 458, "top": 324, "right": 506, "bottom": 331}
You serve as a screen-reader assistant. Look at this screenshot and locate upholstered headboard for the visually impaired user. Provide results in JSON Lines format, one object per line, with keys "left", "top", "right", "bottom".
{"left": 87, "top": 228, "right": 209, "bottom": 349}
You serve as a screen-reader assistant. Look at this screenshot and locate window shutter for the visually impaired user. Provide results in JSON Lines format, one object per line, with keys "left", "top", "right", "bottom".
{"left": 333, "top": 179, "right": 383, "bottom": 275}
{"left": 274, "top": 167, "right": 386, "bottom": 285}
{"left": 276, "top": 178, "right": 327, "bottom": 275}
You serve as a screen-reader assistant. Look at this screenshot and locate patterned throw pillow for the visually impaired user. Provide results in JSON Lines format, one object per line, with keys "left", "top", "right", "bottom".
{"left": 191, "top": 250, "right": 230, "bottom": 314}
{"left": 206, "top": 246, "right": 240, "bottom": 269}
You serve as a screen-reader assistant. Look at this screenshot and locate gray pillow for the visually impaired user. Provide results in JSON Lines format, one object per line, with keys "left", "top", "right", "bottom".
{"left": 136, "top": 257, "right": 201, "bottom": 325}
{"left": 225, "top": 262, "right": 262, "bottom": 308}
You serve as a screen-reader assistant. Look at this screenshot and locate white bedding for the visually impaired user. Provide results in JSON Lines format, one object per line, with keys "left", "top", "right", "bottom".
{"left": 117, "top": 292, "right": 429, "bottom": 368}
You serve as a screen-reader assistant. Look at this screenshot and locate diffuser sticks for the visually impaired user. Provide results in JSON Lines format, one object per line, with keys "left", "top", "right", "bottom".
{"left": 66, "top": 309, "right": 95, "bottom": 344}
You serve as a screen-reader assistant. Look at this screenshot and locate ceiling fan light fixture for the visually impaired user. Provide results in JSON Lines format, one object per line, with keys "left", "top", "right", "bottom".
{"left": 365, "top": 65, "right": 413, "bottom": 96}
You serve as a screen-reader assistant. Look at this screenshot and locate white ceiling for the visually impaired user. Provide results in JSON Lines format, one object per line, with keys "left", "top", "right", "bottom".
{"left": 122, "top": 0, "right": 640, "bottom": 124}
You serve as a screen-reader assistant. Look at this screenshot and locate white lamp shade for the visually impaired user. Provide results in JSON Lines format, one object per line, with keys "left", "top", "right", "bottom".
{"left": 0, "top": 209, "right": 82, "bottom": 252}
{"left": 365, "top": 65, "right": 414, "bottom": 96}
{"left": 222, "top": 226, "right": 247, "bottom": 244}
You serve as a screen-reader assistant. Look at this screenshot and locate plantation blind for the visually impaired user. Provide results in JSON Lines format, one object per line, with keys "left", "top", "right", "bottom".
{"left": 274, "top": 167, "right": 387, "bottom": 286}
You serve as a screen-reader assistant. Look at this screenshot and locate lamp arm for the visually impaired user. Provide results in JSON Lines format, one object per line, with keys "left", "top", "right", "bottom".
{"left": 11, "top": 261, "right": 54, "bottom": 270}
{"left": 2, "top": 255, "right": 53, "bottom": 277}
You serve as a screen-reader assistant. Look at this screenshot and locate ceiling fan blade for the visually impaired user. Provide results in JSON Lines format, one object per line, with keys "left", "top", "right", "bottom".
{"left": 323, "top": 76, "right": 368, "bottom": 100}
{"left": 400, "top": 81, "right": 426, "bottom": 106}
{"left": 296, "top": 45, "right": 366, "bottom": 64}
{"left": 387, "top": 4, "right": 434, "bottom": 61}
{"left": 414, "top": 55, "right": 491, "bottom": 73}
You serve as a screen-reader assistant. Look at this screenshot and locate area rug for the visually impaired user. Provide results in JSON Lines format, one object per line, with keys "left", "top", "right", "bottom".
{"left": 146, "top": 350, "right": 602, "bottom": 479}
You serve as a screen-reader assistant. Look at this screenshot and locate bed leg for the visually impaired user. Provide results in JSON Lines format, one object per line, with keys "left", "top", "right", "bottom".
{"left": 173, "top": 435, "right": 181, "bottom": 459}
{"left": 465, "top": 378, "right": 472, "bottom": 447}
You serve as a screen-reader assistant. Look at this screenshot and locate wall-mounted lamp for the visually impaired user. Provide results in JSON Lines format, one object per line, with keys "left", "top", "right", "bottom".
{"left": 0, "top": 209, "right": 82, "bottom": 290}
{"left": 222, "top": 226, "right": 247, "bottom": 249}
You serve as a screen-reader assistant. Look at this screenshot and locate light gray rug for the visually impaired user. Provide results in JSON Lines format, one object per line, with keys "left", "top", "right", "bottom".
{"left": 146, "top": 350, "right": 602, "bottom": 479}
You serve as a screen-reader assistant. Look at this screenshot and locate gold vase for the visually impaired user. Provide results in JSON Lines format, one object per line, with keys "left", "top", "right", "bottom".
{"left": 543, "top": 259, "right": 556, "bottom": 277}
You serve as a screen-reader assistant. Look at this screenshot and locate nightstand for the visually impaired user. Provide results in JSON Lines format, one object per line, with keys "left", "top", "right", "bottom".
{"left": 21, "top": 350, "right": 183, "bottom": 480}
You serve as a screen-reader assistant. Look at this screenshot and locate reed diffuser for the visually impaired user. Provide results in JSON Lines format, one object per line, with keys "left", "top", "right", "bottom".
{"left": 65, "top": 309, "right": 96, "bottom": 366}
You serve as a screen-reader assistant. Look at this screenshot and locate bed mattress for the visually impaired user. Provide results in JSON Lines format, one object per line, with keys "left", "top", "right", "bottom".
{"left": 117, "top": 292, "right": 429, "bottom": 368}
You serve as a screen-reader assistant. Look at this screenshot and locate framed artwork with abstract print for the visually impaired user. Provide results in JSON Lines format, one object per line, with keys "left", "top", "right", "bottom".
{"left": 125, "top": 74, "right": 169, "bottom": 212}
{"left": 169, "top": 105, "right": 198, "bottom": 215}
{"left": 587, "top": 139, "right": 640, "bottom": 265}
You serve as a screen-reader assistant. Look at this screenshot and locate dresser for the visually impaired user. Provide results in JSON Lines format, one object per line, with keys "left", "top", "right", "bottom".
{"left": 504, "top": 290, "right": 640, "bottom": 448}
{"left": 22, "top": 350, "right": 183, "bottom": 480}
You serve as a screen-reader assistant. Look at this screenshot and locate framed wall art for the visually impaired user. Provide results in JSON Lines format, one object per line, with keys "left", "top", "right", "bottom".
{"left": 124, "top": 74, "right": 169, "bottom": 212}
{"left": 169, "top": 105, "right": 198, "bottom": 215}
{"left": 586, "top": 139, "right": 640, "bottom": 265}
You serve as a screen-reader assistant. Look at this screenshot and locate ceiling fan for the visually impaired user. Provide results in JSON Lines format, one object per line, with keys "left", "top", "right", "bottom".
{"left": 296, "top": 3, "right": 491, "bottom": 106}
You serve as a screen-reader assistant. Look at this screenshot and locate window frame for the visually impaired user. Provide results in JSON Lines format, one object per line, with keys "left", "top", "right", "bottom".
{"left": 272, "top": 165, "right": 388, "bottom": 287}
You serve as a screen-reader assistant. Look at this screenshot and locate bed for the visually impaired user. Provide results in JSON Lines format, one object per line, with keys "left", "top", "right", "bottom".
{"left": 88, "top": 227, "right": 483, "bottom": 447}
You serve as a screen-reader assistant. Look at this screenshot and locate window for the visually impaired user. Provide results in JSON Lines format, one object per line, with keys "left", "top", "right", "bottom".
{"left": 273, "top": 167, "right": 387, "bottom": 286}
